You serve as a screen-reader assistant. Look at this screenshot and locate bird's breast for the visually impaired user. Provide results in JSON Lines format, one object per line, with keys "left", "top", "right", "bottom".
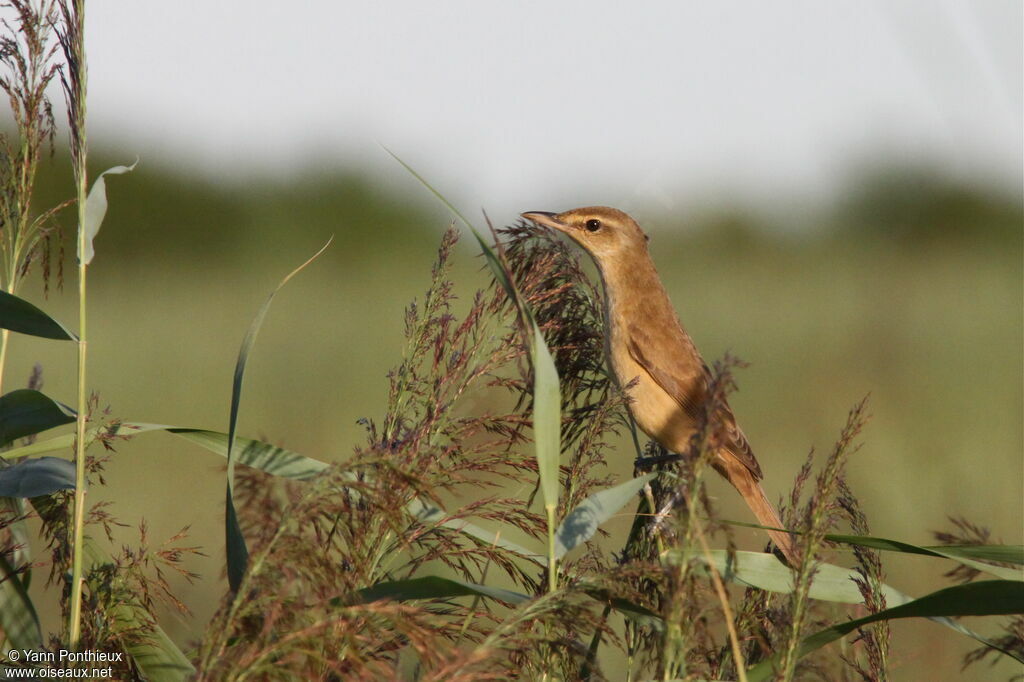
{"left": 607, "top": 322, "right": 697, "bottom": 454}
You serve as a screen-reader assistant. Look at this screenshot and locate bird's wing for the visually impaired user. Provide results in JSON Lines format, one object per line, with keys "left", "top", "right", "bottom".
{"left": 626, "top": 326, "right": 704, "bottom": 420}
{"left": 626, "top": 324, "right": 763, "bottom": 480}
{"left": 717, "top": 404, "right": 763, "bottom": 480}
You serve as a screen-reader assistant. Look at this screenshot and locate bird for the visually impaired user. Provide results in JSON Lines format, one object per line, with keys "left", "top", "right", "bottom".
{"left": 521, "top": 206, "right": 796, "bottom": 564}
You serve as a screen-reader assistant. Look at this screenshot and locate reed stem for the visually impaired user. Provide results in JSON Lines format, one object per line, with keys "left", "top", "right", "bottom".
{"left": 65, "top": 0, "right": 89, "bottom": 650}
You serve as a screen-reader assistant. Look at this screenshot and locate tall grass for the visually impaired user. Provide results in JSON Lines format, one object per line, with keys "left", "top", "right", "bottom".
{"left": 54, "top": 0, "right": 88, "bottom": 647}
{"left": 0, "top": 0, "right": 62, "bottom": 390}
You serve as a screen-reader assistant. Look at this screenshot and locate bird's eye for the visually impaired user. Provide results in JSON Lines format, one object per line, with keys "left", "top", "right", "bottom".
{"left": 585, "top": 219, "right": 602, "bottom": 232}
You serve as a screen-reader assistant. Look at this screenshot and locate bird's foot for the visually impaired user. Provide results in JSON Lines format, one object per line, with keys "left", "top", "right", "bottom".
{"left": 633, "top": 452, "right": 684, "bottom": 470}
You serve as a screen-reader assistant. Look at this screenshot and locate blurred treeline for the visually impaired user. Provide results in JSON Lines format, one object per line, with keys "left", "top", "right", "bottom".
{"left": 14, "top": 150, "right": 1024, "bottom": 678}
{"left": 29, "top": 152, "right": 1022, "bottom": 264}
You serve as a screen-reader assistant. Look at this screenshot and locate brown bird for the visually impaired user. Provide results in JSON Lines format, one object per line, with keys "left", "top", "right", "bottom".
{"left": 521, "top": 206, "right": 796, "bottom": 564}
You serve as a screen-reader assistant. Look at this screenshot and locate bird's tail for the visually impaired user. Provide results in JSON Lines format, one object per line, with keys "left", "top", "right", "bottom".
{"left": 744, "top": 479, "right": 798, "bottom": 566}
{"left": 717, "top": 458, "right": 798, "bottom": 566}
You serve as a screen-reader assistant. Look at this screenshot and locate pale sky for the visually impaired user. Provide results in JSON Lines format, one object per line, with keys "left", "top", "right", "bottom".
{"left": 83, "top": 1, "right": 1021, "bottom": 222}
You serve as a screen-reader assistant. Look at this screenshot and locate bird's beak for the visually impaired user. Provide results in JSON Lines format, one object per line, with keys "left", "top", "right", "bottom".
{"left": 521, "top": 211, "right": 568, "bottom": 232}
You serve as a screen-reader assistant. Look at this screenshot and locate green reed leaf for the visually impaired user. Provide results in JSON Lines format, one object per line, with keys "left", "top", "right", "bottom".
{"left": 166, "top": 428, "right": 329, "bottom": 480}
{"left": 930, "top": 544, "right": 1024, "bottom": 565}
{"left": 354, "top": 576, "right": 529, "bottom": 606}
{"left": 0, "top": 432, "right": 73, "bottom": 460}
{"left": 556, "top": 473, "right": 655, "bottom": 558}
{"left": 222, "top": 238, "right": 332, "bottom": 593}
{"left": 687, "top": 549, "right": 903, "bottom": 604}
{"left": 0, "top": 290, "right": 76, "bottom": 340}
{"left": 0, "top": 456, "right": 75, "bottom": 497}
{"left": 689, "top": 549, "right": 1015, "bottom": 656}
{"left": 0, "top": 389, "right": 76, "bottom": 447}
{"left": 580, "top": 585, "right": 664, "bottom": 631}
{"left": 825, "top": 533, "right": 1024, "bottom": 581}
{"left": 1, "top": 421, "right": 330, "bottom": 479}
{"left": 746, "top": 580, "right": 1024, "bottom": 680}
{"left": 724, "top": 520, "right": 1024, "bottom": 582}
{"left": 532, "top": 324, "right": 561, "bottom": 513}
{"left": 410, "top": 499, "right": 544, "bottom": 562}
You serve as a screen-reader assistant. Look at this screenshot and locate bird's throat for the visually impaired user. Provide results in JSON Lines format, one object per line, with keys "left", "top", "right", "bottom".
{"left": 596, "top": 251, "right": 676, "bottom": 326}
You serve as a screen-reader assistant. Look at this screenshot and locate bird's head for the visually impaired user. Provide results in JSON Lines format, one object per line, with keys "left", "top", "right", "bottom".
{"left": 520, "top": 206, "right": 648, "bottom": 262}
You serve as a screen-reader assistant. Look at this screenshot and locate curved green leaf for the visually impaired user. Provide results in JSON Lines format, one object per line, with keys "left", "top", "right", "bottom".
{"left": 0, "top": 457, "right": 75, "bottom": 497}
{"left": 928, "top": 544, "right": 1024, "bottom": 565}
{"left": 691, "top": 549, "right": 903, "bottom": 604}
{"left": 690, "top": 549, "right": 1011, "bottom": 653}
{"left": 0, "top": 432, "right": 73, "bottom": 460}
{"left": 354, "top": 576, "right": 529, "bottom": 606}
{"left": 223, "top": 239, "right": 332, "bottom": 593}
{"left": 410, "top": 499, "right": 544, "bottom": 563}
{"left": 79, "top": 160, "right": 137, "bottom": 265}
{"left": 581, "top": 586, "right": 663, "bottom": 631}
{"left": 825, "top": 534, "right": 1024, "bottom": 581}
{"left": 724, "top": 520, "right": 1024, "bottom": 581}
{"left": 0, "top": 421, "right": 174, "bottom": 461}
{"left": 556, "top": 473, "right": 655, "bottom": 558}
{"left": 746, "top": 580, "right": 1024, "bottom": 680}
{"left": 0, "top": 290, "right": 76, "bottom": 340}
{"left": 165, "top": 428, "right": 329, "bottom": 480}
{"left": 0, "top": 389, "right": 76, "bottom": 447}
{"left": 532, "top": 324, "right": 561, "bottom": 513}
{"left": 0, "top": 422, "right": 334, "bottom": 478}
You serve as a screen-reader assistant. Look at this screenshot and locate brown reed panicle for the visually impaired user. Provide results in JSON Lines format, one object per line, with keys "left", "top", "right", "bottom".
{"left": 634, "top": 355, "right": 745, "bottom": 680}
{"left": 232, "top": 462, "right": 301, "bottom": 545}
{"left": 777, "top": 396, "right": 871, "bottom": 680}
{"left": 197, "top": 465, "right": 484, "bottom": 681}
{"left": 195, "top": 224, "right": 656, "bottom": 679}
{"left": 730, "top": 449, "right": 812, "bottom": 672}
{"left": 724, "top": 402, "right": 881, "bottom": 682}
{"left": 961, "top": 615, "right": 1024, "bottom": 679}
{"left": 194, "top": 227, "right": 543, "bottom": 676}
{"left": 422, "top": 586, "right": 615, "bottom": 682}
{"left": 498, "top": 221, "right": 629, "bottom": 551}
{"left": 0, "top": 0, "right": 66, "bottom": 296}
{"left": 22, "top": 450, "right": 199, "bottom": 679}
{"left": 932, "top": 517, "right": 1024, "bottom": 677}
{"left": 838, "top": 478, "right": 889, "bottom": 681}
{"left": 66, "top": 523, "right": 201, "bottom": 677}
{"left": 54, "top": 0, "right": 84, "bottom": 172}
{"left": 29, "top": 402, "right": 127, "bottom": 586}
{"left": 933, "top": 516, "right": 1002, "bottom": 584}
{"left": 498, "top": 221, "right": 611, "bottom": 443}
{"left": 362, "top": 225, "right": 548, "bottom": 583}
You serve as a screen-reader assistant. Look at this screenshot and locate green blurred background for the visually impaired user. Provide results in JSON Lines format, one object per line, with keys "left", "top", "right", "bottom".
{"left": 11, "top": 151, "right": 1023, "bottom": 679}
